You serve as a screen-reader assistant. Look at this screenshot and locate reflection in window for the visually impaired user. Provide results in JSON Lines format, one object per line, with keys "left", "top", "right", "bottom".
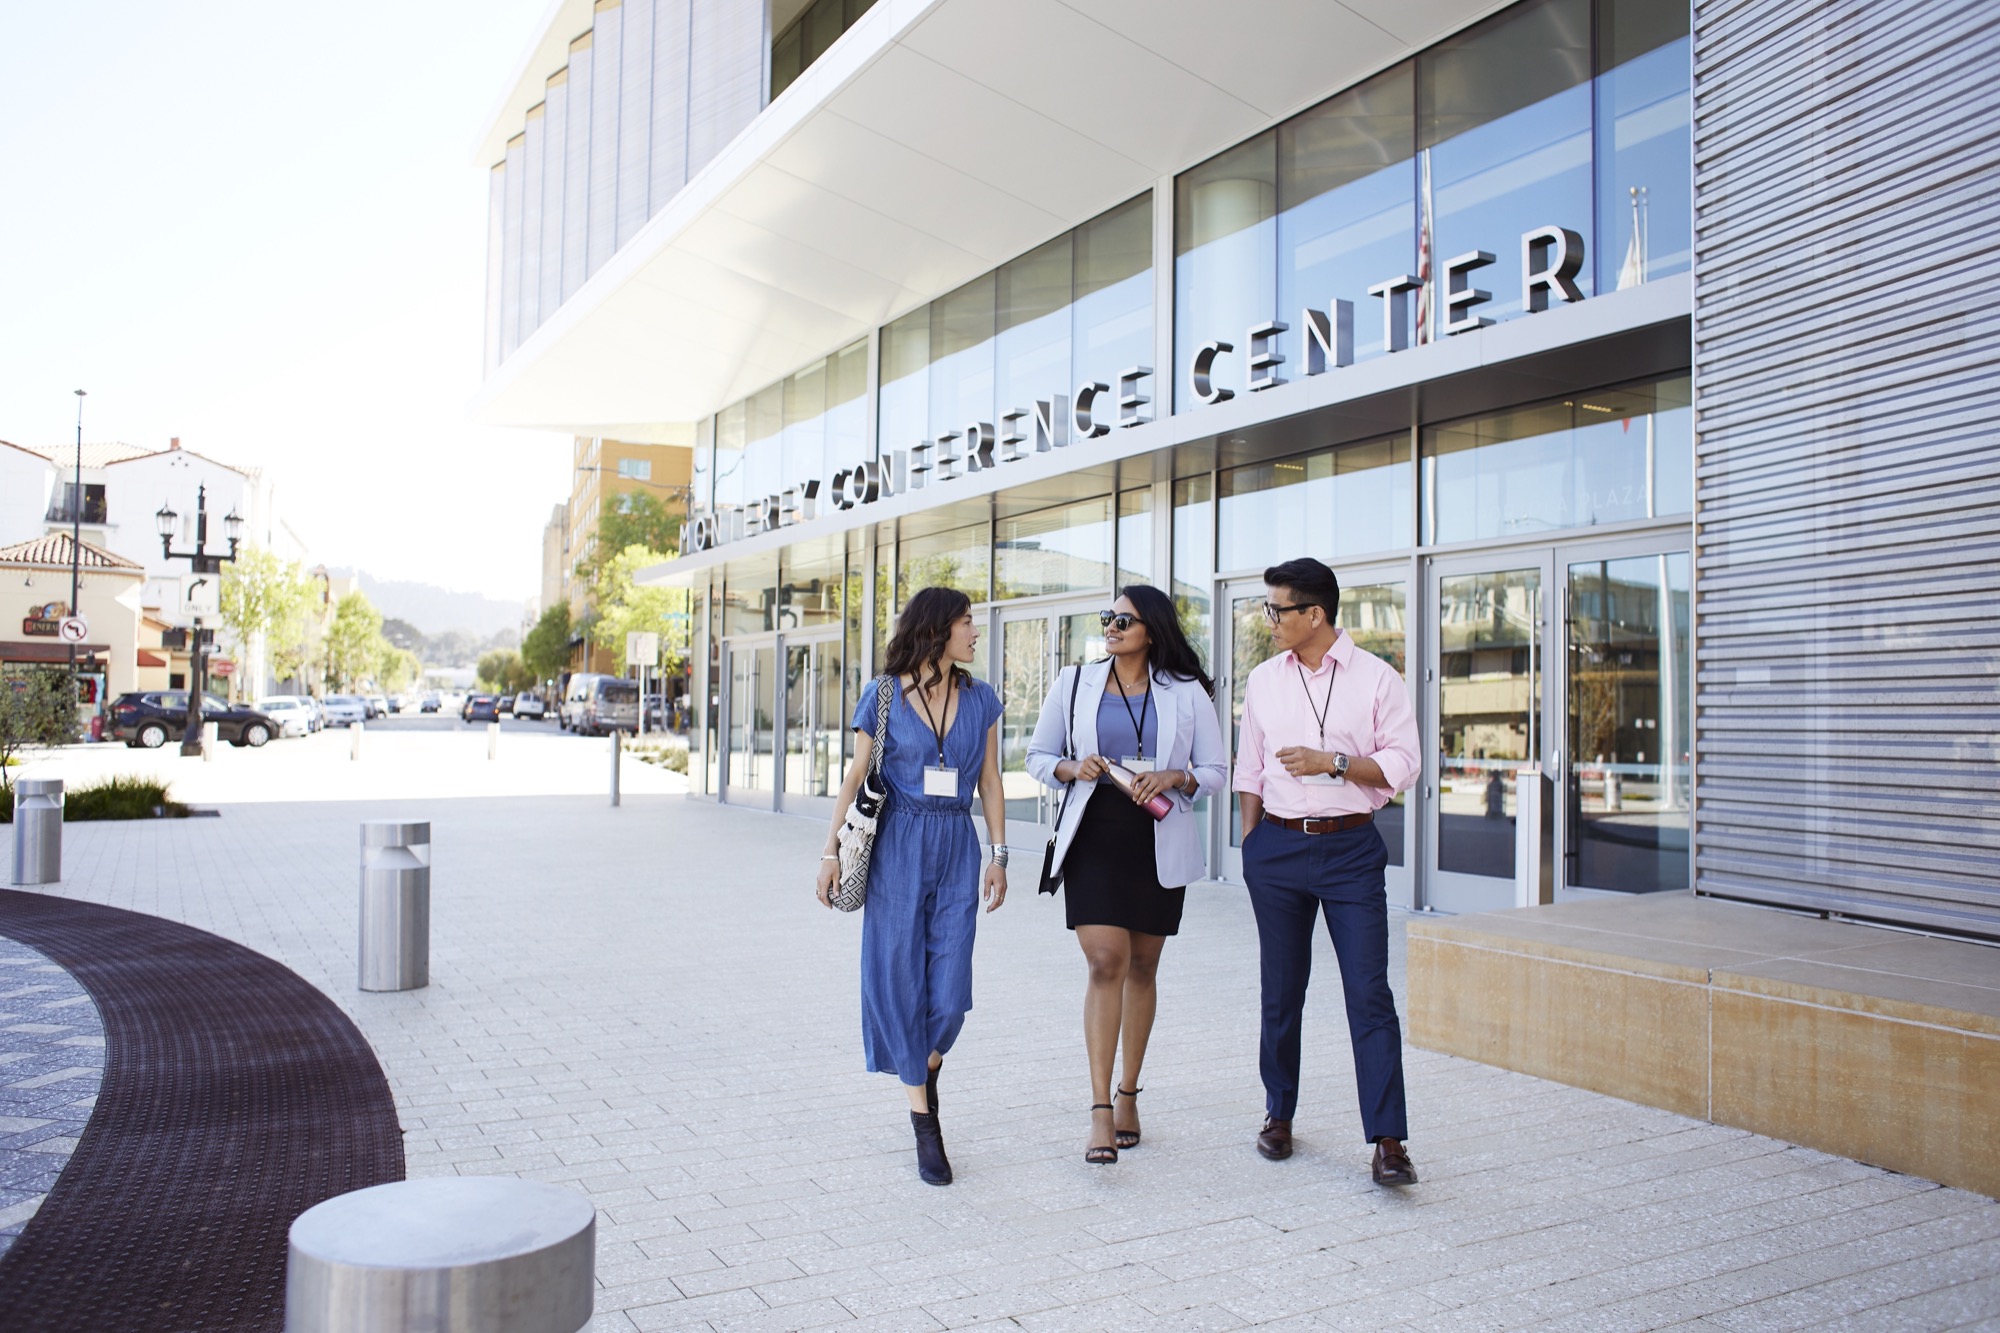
{"left": 1171, "top": 476, "right": 1214, "bottom": 669}
{"left": 1278, "top": 64, "right": 1415, "bottom": 363}
{"left": 878, "top": 307, "right": 929, "bottom": 461}
{"left": 770, "top": 0, "right": 877, "bottom": 100}
{"left": 1419, "top": 0, "right": 1594, "bottom": 330}
{"left": 1340, "top": 581, "right": 1408, "bottom": 865}
{"left": 899, "top": 521, "right": 989, "bottom": 603}
{"left": 723, "top": 551, "right": 779, "bottom": 635}
{"left": 779, "top": 535, "right": 843, "bottom": 630}
{"left": 929, "top": 275, "right": 997, "bottom": 443}
{"left": 1074, "top": 196, "right": 1154, "bottom": 396}
{"left": 1175, "top": 133, "right": 1276, "bottom": 410}
{"left": 1422, "top": 375, "right": 1691, "bottom": 544}
{"left": 712, "top": 400, "right": 746, "bottom": 510}
{"left": 996, "top": 496, "right": 1112, "bottom": 600}
{"left": 1218, "top": 435, "right": 1411, "bottom": 572}
{"left": 1596, "top": 0, "right": 1691, "bottom": 290}
{"left": 996, "top": 234, "right": 1071, "bottom": 428}
{"left": 744, "top": 382, "right": 785, "bottom": 502}
{"left": 1116, "top": 488, "right": 1153, "bottom": 590}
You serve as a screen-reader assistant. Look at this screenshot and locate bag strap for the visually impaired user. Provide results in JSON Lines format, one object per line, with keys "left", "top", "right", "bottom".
{"left": 1050, "top": 663, "right": 1084, "bottom": 826}
{"left": 868, "top": 675, "right": 892, "bottom": 778}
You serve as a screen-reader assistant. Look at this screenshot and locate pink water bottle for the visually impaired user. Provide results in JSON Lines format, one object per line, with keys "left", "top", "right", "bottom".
{"left": 1104, "top": 762, "right": 1174, "bottom": 821}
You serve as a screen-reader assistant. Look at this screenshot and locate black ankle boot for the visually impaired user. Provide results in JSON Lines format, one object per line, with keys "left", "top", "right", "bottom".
{"left": 910, "top": 1110, "right": 952, "bottom": 1186}
{"left": 925, "top": 1060, "right": 941, "bottom": 1115}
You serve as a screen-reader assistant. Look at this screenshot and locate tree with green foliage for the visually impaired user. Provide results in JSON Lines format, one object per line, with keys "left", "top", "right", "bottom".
{"left": 219, "top": 546, "right": 317, "bottom": 697}
{"left": 520, "top": 602, "right": 573, "bottom": 685}
{"left": 587, "top": 491, "right": 683, "bottom": 581}
{"left": 475, "top": 648, "right": 534, "bottom": 696}
{"left": 588, "top": 545, "right": 689, "bottom": 676}
{"left": 0, "top": 668, "right": 82, "bottom": 787}
{"left": 324, "top": 590, "right": 385, "bottom": 692}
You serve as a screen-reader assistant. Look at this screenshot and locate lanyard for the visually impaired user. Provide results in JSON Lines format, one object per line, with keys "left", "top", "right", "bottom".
{"left": 1295, "top": 657, "right": 1338, "bottom": 748}
{"left": 1110, "top": 665, "right": 1153, "bottom": 760}
{"left": 913, "top": 678, "right": 952, "bottom": 765}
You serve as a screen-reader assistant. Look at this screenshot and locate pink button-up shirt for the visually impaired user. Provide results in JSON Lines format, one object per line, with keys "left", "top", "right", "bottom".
{"left": 1233, "top": 631, "right": 1420, "bottom": 818}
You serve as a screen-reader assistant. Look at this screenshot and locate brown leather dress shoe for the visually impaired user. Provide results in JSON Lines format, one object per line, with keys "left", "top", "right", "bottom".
{"left": 1372, "top": 1138, "right": 1417, "bottom": 1185}
{"left": 1256, "top": 1117, "right": 1293, "bottom": 1160}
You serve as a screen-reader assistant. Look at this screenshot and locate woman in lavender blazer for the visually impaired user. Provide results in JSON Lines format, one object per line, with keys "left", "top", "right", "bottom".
{"left": 1026, "top": 584, "right": 1228, "bottom": 1163}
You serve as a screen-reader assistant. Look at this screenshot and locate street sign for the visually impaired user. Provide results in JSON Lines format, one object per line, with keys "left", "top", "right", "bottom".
{"left": 181, "top": 573, "right": 220, "bottom": 615}
{"left": 625, "top": 631, "right": 659, "bottom": 666}
{"left": 57, "top": 615, "right": 89, "bottom": 643}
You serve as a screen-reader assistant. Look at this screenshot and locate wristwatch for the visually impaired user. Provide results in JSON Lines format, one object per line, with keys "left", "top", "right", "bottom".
{"left": 1331, "top": 752, "right": 1350, "bottom": 779}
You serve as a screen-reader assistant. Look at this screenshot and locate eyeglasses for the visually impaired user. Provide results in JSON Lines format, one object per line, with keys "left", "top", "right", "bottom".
{"left": 1099, "top": 611, "right": 1143, "bottom": 632}
{"left": 1263, "top": 601, "right": 1314, "bottom": 625}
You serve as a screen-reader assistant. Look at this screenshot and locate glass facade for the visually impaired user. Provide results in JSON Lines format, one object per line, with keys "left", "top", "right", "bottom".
{"left": 879, "top": 196, "right": 1153, "bottom": 457}
{"left": 668, "top": 0, "right": 1696, "bottom": 910}
{"left": 1421, "top": 375, "right": 1692, "bottom": 546}
{"left": 770, "top": 0, "right": 877, "bottom": 100}
{"left": 1173, "top": 0, "right": 1688, "bottom": 409}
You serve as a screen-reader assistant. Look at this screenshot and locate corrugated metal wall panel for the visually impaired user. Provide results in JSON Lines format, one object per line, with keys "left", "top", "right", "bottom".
{"left": 1691, "top": 0, "right": 2000, "bottom": 936}
{"left": 618, "top": 0, "right": 657, "bottom": 247}
{"left": 687, "top": 0, "right": 765, "bottom": 174}
{"left": 586, "top": 0, "right": 624, "bottom": 276}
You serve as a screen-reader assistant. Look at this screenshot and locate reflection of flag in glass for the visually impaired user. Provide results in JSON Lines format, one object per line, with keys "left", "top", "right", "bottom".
{"left": 1416, "top": 150, "right": 1435, "bottom": 343}
{"left": 1618, "top": 185, "right": 1648, "bottom": 290}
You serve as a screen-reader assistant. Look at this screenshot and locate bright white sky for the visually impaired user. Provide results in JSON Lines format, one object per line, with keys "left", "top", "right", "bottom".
{"left": 0, "top": 2, "right": 566, "bottom": 604}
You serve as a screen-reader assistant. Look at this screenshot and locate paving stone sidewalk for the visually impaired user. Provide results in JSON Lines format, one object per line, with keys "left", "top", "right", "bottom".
{"left": 3, "top": 764, "right": 1996, "bottom": 1331}
{"left": 0, "top": 936, "right": 104, "bottom": 1257}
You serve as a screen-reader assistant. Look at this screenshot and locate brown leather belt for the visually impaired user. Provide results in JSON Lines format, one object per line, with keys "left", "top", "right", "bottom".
{"left": 1264, "top": 811, "right": 1374, "bottom": 834}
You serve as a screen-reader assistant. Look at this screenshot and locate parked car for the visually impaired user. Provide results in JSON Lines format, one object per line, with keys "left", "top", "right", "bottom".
{"left": 255, "top": 695, "right": 314, "bottom": 739}
{"left": 561, "top": 673, "right": 640, "bottom": 736}
{"left": 368, "top": 695, "right": 391, "bottom": 718}
{"left": 463, "top": 694, "right": 502, "bottom": 723}
{"left": 496, "top": 694, "right": 514, "bottom": 716}
{"left": 387, "top": 694, "right": 405, "bottom": 714}
{"left": 511, "top": 693, "right": 546, "bottom": 720}
{"left": 418, "top": 692, "right": 441, "bottom": 713}
{"left": 320, "top": 695, "right": 368, "bottom": 727}
{"left": 108, "top": 692, "right": 279, "bottom": 749}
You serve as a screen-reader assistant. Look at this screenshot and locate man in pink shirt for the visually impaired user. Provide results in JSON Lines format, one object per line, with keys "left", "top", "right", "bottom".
{"left": 1234, "top": 557, "right": 1421, "bottom": 1186}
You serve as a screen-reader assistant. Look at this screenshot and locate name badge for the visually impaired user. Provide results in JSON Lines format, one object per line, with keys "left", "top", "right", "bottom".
{"left": 1300, "top": 772, "right": 1345, "bottom": 786}
{"left": 923, "top": 765, "right": 960, "bottom": 797}
{"left": 1122, "top": 756, "right": 1156, "bottom": 773}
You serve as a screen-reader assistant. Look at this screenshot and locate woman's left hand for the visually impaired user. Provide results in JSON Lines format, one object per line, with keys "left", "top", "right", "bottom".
{"left": 1130, "top": 768, "right": 1184, "bottom": 805}
{"left": 982, "top": 862, "right": 1008, "bottom": 912}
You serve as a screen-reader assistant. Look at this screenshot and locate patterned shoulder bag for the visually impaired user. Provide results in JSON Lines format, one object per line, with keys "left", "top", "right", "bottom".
{"left": 831, "top": 675, "right": 893, "bottom": 912}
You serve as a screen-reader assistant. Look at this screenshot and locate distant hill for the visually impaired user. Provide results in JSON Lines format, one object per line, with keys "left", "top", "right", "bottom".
{"left": 327, "top": 569, "right": 527, "bottom": 640}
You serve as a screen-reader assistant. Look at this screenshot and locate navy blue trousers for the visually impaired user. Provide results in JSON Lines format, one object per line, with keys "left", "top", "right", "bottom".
{"left": 1241, "top": 819, "right": 1409, "bottom": 1142}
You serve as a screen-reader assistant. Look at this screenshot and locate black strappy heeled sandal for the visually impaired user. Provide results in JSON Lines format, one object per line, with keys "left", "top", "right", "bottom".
{"left": 1085, "top": 1103, "right": 1118, "bottom": 1164}
{"left": 1114, "top": 1086, "right": 1143, "bottom": 1150}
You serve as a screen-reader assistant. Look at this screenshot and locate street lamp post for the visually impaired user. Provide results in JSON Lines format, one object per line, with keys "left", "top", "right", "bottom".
{"left": 156, "top": 485, "right": 243, "bottom": 757}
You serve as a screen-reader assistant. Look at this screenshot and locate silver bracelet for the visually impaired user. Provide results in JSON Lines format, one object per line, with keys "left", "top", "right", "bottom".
{"left": 820, "top": 854, "right": 840, "bottom": 862}
{"left": 989, "top": 843, "right": 1010, "bottom": 867}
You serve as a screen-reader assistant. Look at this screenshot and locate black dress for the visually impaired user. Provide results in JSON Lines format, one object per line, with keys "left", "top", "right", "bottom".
{"left": 1063, "top": 784, "right": 1188, "bottom": 937}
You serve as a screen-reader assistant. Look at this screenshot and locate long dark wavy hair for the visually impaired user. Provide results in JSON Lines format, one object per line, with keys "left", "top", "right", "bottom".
{"left": 883, "top": 586, "right": 974, "bottom": 696}
{"left": 1119, "top": 584, "right": 1216, "bottom": 698}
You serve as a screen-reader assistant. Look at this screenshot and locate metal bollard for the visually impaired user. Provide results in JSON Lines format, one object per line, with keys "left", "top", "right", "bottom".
{"left": 287, "top": 1177, "right": 595, "bottom": 1333}
{"left": 609, "top": 730, "right": 620, "bottom": 807}
{"left": 358, "top": 821, "right": 430, "bottom": 991}
{"left": 350, "top": 722, "right": 363, "bottom": 761}
{"left": 487, "top": 720, "right": 499, "bottom": 760}
{"left": 10, "top": 779, "right": 63, "bottom": 886}
{"left": 1603, "top": 769, "right": 1623, "bottom": 812}
{"left": 202, "top": 721, "right": 219, "bottom": 761}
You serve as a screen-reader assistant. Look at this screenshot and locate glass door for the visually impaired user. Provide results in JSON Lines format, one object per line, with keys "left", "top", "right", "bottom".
{"left": 722, "top": 638, "right": 777, "bottom": 810}
{"left": 1424, "top": 552, "right": 1555, "bottom": 914}
{"left": 995, "top": 602, "right": 1104, "bottom": 840}
{"left": 1558, "top": 542, "right": 1692, "bottom": 897}
{"left": 779, "top": 631, "right": 843, "bottom": 820}
{"left": 1215, "top": 570, "right": 1413, "bottom": 903}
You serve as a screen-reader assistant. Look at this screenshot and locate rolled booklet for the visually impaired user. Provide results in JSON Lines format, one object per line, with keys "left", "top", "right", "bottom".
{"left": 1103, "top": 761, "right": 1174, "bottom": 821}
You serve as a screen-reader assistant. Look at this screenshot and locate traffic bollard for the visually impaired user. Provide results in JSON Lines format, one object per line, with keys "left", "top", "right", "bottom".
{"left": 350, "top": 722, "right": 363, "bottom": 761}
{"left": 609, "top": 731, "right": 621, "bottom": 807}
{"left": 202, "top": 721, "right": 219, "bottom": 761}
{"left": 359, "top": 821, "right": 430, "bottom": 992}
{"left": 10, "top": 779, "right": 63, "bottom": 886}
{"left": 488, "top": 720, "right": 499, "bottom": 760}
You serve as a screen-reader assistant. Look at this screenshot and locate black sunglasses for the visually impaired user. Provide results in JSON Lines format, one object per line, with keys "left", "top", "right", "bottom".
{"left": 1263, "top": 600, "right": 1315, "bottom": 624}
{"left": 1099, "top": 610, "right": 1144, "bottom": 631}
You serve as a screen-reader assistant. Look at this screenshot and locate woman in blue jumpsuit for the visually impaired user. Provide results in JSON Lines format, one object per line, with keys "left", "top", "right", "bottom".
{"left": 816, "top": 587, "right": 1008, "bottom": 1185}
